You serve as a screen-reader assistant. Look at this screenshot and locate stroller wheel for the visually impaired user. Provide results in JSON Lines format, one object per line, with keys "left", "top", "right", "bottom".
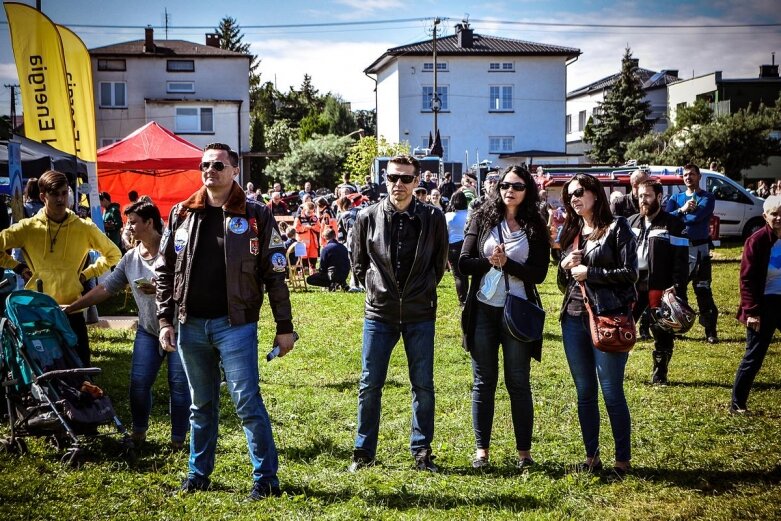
{"left": 62, "top": 447, "right": 85, "bottom": 468}
{"left": 0, "top": 437, "right": 28, "bottom": 455}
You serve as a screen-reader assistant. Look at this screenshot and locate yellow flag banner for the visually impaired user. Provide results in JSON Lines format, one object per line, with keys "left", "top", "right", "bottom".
{"left": 56, "top": 24, "right": 97, "bottom": 162}
{"left": 4, "top": 2, "right": 75, "bottom": 155}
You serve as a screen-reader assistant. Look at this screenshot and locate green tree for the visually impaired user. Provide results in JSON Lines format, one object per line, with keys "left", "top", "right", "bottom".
{"left": 265, "top": 119, "right": 297, "bottom": 155}
{"left": 322, "top": 95, "right": 356, "bottom": 137}
{"left": 249, "top": 117, "right": 266, "bottom": 189}
{"left": 215, "top": 16, "right": 261, "bottom": 107}
{"left": 266, "top": 134, "right": 353, "bottom": 189}
{"left": 353, "top": 109, "right": 376, "bottom": 137}
{"left": 584, "top": 47, "right": 652, "bottom": 164}
{"left": 343, "top": 136, "right": 410, "bottom": 181}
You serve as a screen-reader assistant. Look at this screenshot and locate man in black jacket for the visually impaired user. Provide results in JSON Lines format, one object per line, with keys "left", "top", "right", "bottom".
{"left": 306, "top": 227, "right": 350, "bottom": 290}
{"left": 628, "top": 180, "right": 689, "bottom": 384}
{"left": 611, "top": 169, "right": 649, "bottom": 218}
{"left": 349, "top": 154, "right": 448, "bottom": 473}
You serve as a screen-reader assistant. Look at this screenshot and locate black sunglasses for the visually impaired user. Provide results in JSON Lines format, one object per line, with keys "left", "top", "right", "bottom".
{"left": 199, "top": 161, "right": 227, "bottom": 172}
{"left": 387, "top": 174, "right": 416, "bottom": 184}
{"left": 568, "top": 187, "right": 586, "bottom": 198}
{"left": 499, "top": 182, "right": 526, "bottom": 192}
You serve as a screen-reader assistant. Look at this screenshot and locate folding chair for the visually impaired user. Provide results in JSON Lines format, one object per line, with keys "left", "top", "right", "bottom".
{"left": 286, "top": 244, "right": 308, "bottom": 292}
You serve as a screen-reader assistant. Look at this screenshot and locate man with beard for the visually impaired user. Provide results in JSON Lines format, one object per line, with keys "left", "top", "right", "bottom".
{"left": 628, "top": 180, "right": 689, "bottom": 384}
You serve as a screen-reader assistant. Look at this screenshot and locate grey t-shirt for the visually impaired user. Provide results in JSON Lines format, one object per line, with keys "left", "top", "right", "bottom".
{"left": 101, "top": 246, "right": 159, "bottom": 336}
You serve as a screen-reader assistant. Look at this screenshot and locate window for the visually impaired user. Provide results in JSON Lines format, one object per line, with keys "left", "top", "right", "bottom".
{"left": 489, "top": 136, "right": 514, "bottom": 153}
{"left": 167, "top": 81, "right": 195, "bottom": 93}
{"left": 97, "top": 59, "right": 126, "bottom": 71}
{"left": 422, "top": 62, "right": 447, "bottom": 72}
{"left": 706, "top": 176, "right": 751, "bottom": 204}
{"left": 99, "top": 82, "right": 126, "bottom": 108}
{"left": 421, "top": 86, "right": 449, "bottom": 111}
{"left": 100, "top": 138, "right": 118, "bottom": 147}
{"left": 489, "top": 62, "right": 514, "bottom": 71}
{"left": 566, "top": 115, "right": 572, "bottom": 134}
{"left": 578, "top": 110, "right": 587, "bottom": 131}
{"left": 175, "top": 107, "right": 213, "bottom": 133}
{"left": 167, "top": 59, "right": 195, "bottom": 72}
{"left": 489, "top": 86, "right": 512, "bottom": 111}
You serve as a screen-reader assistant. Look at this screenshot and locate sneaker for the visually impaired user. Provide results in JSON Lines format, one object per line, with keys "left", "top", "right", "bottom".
{"left": 414, "top": 449, "right": 439, "bottom": 473}
{"left": 248, "top": 481, "right": 282, "bottom": 501}
{"left": 516, "top": 457, "right": 535, "bottom": 470}
{"left": 729, "top": 405, "right": 749, "bottom": 415}
{"left": 179, "top": 477, "right": 210, "bottom": 493}
{"left": 347, "top": 287, "right": 364, "bottom": 293}
{"left": 471, "top": 456, "right": 490, "bottom": 469}
{"left": 347, "top": 449, "right": 375, "bottom": 473}
{"left": 706, "top": 335, "right": 719, "bottom": 344}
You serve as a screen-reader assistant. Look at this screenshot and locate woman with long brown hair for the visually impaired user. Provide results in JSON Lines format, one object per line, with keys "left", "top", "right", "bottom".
{"left": 459, "top": 165, "right": 550, "bottom": 469}
{"left": 557, "top": 173, "right": 638, "bottom": 479}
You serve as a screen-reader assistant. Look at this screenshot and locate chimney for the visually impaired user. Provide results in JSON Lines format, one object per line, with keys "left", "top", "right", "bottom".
{"left": 455, "top": 21, "right": 473, "bottom": 49}
{"left": 759, "top": 53, "right": 778, "bottom": 78}
{"left": 205, "top": 33, "right": 220, "bottom": 48}
{"left": 144, "top": 25, "right": 155, "bottom": 53}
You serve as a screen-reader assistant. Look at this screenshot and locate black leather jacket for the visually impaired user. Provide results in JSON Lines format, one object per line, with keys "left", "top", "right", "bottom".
{"left": 557, "top": 217, "right": 638, "bottom": 318}
{"left": 351, "top": 198, "right": 448, "bottom": 324}
{"left": 459, "top": 217, "right": 550, "bottom": 360}
{"left": 156, "top": 182, "right": 293, "bottom": 333}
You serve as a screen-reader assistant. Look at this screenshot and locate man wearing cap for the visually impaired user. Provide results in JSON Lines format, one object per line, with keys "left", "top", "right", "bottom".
{"left": 156, "top": 142, "right": 296, "bottom": 500}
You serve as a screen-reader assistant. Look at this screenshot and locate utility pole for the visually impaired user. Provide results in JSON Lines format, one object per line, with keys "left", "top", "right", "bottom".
{"left": 4, "top": 84, "right": 20, "bottom": 130}
{"left": 431, "top": 17, "right": 441, "bottom": 141}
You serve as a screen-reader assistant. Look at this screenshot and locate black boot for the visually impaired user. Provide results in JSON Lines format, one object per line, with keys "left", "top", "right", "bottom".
{"left": 651, "top": 351, "right": 669, "bottom": 385}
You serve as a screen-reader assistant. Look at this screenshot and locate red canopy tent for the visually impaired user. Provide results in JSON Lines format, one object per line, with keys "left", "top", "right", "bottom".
{"left": 97, "top": 121, "right": 203, "bottom": 218}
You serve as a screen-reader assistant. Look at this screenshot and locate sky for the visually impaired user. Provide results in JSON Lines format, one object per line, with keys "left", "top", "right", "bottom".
{"left": 1, "top": 0, "right": 780, "bottom": 116}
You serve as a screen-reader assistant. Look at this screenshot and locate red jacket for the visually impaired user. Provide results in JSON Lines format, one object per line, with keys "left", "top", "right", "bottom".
{"left": 737, "top": 224, "right": 778, "bottom": 325}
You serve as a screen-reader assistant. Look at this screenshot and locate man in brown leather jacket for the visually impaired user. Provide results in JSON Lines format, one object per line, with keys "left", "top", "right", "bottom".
{"left": 156, "top": 142, "right": 295, "bottom": 500}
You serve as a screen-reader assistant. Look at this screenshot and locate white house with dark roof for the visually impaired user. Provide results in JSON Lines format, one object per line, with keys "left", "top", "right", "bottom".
{"left": 90, "top": 27, "right": 250, "bottom": 154}
{"left": 364, "top": 23, "right": 580, "bottom": 174}
{"left": 565, "top": 61, "right": 679, "bottom": 163}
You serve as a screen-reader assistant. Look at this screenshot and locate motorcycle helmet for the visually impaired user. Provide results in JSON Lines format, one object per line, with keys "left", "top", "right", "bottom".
{"left": 654, "top": 288, "right": 696, "bottom": 334}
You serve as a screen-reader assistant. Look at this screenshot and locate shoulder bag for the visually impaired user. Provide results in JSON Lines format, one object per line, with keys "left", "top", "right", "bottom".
{"left": 497, "top": 224, "right": 545, "bottom": 342}
{"left": 573, "top": 234, "right": 636, "bottom": 352}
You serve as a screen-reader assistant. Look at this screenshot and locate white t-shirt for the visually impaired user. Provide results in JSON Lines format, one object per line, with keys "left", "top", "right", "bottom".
{"left": 477, "top": 220, "right": 529, "bottom": 307}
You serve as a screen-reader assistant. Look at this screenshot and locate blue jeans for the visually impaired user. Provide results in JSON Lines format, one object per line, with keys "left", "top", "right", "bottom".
{"left": 355, "top": 318, "right": 435, "bottom": 459}
{"left": 561, "top": 313, "right": 631, "bottom": 462}
{"left": 471, "top": 302, "right": 534, "bottom": 451}
{"left": 177, "top": 316, "right": 278, "bottom": 486}
{"left": 130, "top": 327, "right": 190, "bottom": 442}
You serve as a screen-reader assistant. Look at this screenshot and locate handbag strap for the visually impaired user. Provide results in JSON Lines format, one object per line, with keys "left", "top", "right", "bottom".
{"left": 572, "top": 232, "right": 596, "bottom": 317}
{"left": 496, "top": 223, "right": 536, "bottom": 301}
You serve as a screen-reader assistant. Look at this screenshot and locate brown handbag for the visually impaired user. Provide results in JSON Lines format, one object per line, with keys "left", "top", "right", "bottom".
{"left": 572, "top": 234, "right": 636, "bottom": 353}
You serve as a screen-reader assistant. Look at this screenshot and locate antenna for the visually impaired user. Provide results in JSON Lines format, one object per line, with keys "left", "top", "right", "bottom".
{"left": 162, "top": 8, "right": 171, "bottom": 40}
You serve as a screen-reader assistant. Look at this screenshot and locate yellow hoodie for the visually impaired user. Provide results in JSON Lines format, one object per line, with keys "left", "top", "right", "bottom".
{"left": 0, "top": 209, "right": 122, "bottom": 304}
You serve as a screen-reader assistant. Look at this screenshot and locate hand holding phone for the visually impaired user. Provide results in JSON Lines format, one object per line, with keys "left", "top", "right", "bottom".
{"left": 267, "top": 331, "right": 299, "bottom": 361}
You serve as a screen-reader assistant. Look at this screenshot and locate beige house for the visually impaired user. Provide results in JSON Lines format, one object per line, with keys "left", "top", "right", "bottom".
{"left": 90, "top": 27, "right": 250, "bottom": 154}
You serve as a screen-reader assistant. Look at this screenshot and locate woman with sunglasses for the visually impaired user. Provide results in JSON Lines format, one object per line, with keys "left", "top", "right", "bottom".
{"left": 459, "top": 165, "right": 550, "bottom": 469}
{"left": 557, "top": 173, "right": 638, "bottom": 479}
{"left": 63, "top": 201, "right": 191, "bottom": 450}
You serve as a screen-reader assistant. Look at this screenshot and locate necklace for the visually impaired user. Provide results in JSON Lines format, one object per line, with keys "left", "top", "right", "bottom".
{"left": 48, "top": 219, "right": 65, "bottom": 252}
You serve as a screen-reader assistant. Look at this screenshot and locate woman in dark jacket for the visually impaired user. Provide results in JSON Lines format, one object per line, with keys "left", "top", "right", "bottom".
{"left": 731, "top": 195, "right": 781, "bottom": 414}
{"left": 557, "top": 173, "right": 638, "bottom": 478}
{"left": 459, "top": 165, "right": 550, "bottom": 469}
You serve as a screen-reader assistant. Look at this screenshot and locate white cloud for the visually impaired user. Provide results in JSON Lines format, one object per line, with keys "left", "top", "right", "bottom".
{"left": 334, "top": 0, "right": 404, "bottom": 11}
{"left": 254, "top": 38, "right": 395, "bottom": 110}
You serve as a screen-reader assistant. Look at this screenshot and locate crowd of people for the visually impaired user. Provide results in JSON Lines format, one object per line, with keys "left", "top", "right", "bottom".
{"left": 0, "top": 147, "right": 779, "bottom": 500}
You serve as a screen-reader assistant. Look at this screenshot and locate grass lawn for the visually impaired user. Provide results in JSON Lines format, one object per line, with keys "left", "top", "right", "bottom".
{"left": 1, "top": 241, "right": 779, "bottom": 520}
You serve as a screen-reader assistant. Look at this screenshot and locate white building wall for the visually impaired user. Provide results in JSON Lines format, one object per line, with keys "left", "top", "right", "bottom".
{"left": 379, "top": 55, "right": 567, "bottom": 169}
{"left": 92, "top": 55, "right": 250, "bottom": 152}
{"left": 145, "top": 100, "right": 242, "bottom": 152}
{"left": 667, "top": 72, "right": 720, "bottom": 124}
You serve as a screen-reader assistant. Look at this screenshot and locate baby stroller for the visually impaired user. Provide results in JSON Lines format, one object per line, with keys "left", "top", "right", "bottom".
{"left": 0, "top": 286, "right": 132, "bottom": 466}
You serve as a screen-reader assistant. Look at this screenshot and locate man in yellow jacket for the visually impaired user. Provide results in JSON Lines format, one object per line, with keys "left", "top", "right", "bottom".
{"left": 0, "top": 170, "right": 121, "bottom": 366}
